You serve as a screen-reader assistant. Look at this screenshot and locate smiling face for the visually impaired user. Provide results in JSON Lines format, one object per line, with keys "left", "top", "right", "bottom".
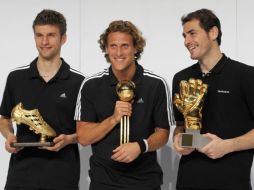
{"left": 34, "top": 24, "right": 66, "bottom": 61}
{"left": 182, "top": 19, "right": 216, "bottom": 61}
{"left": 106, "top": 32, "right": 137, "bottom": 77}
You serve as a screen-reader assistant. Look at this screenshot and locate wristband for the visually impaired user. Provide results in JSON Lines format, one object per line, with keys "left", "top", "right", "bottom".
{"left": 137, "top": 139, "right": 148, "bottom": 153}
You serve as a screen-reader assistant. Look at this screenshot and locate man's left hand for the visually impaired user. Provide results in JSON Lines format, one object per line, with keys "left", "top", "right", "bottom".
{"left": 198, "top": 133, "right": 232, "bottom": 159}
{"left": 111, "top": 142, "right": 141, "bottom": 163}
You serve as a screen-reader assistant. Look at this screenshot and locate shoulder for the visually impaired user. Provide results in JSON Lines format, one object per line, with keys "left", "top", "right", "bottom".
{"left": 79, "top": 68, "right": 109, "bottom": 89}
{"left": 227, "top": 57, "right": 254, "bottom": 70}
{"left": 143, "top": 68, "right": 168, "bottom": 85}
{"left": 69, "top": 67, "right": 85, "bottom": 81}
{"left": 7, "top": 64, "right": 30, "bottom": 80}
{"left": 225, "top": 58, "right": 254, "bottom": 78}
{"left": 141, "top": 68, "right": 170, "bottom": 94}
{"left": 173, "top": 64, "right": 194, "bottom": 82}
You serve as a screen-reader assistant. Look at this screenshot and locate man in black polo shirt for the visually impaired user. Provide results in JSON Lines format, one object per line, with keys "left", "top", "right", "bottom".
{"left": 75, "top": 20, "right": 174, "bottom": 190}
{"left": 172, "top": 9, "right": 254, "bottom": 190}
{"left": 0, "top": 10, "right": 84, "bottom": 190}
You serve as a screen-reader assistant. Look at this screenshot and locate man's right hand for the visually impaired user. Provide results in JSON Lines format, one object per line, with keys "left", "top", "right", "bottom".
{"left": 173, "top": 133, "right": 195, "bottom": 155}
{"left": 5, "top": 134, "right": 21, "bottom": 153}
{"left": 112, "top": 101, "right": 132, "bottom": 123}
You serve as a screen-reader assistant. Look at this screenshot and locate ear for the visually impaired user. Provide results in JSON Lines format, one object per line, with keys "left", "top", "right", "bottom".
{"left": 61, "top": 34, "right": 67, "bottom": 45}
{"left": 209, "top": 26, "right": 219, "bottom": 41}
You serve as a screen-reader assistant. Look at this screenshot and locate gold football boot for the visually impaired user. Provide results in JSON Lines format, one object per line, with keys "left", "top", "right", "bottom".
{"left": 11, "top": 102, "right": 56, "bottom": 143}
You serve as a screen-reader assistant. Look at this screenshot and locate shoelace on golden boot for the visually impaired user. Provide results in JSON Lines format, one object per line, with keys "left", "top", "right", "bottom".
{"left": 11, "top": 102, "right": 56, "bottom": 142}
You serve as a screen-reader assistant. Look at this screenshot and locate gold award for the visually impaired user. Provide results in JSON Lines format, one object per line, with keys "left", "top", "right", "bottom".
{"left": 174, "top": 78, "right": 210, "bottom": 148}
{"left": 11, "top": 102, "right": 56, "bottom": 147}
{"left": 116, "top": 81, "right": 135, "bottom": 145}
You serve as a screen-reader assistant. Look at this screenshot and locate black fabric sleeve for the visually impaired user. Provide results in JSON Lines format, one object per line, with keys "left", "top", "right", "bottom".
{"left": 172, "top": 74, "right": 184, "bottom": 122}
{"left": 0, "top": 74, "right": 14, "bottom": 118}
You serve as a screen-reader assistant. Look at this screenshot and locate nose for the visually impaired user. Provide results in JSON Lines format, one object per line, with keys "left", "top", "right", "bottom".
{"left": 42, "top": 36, "right": 49, "bottom": 45}
{"left": 116, "top": 47, "right": 123, "bottom": 56}
{"left": 184, "top": 35, "right": 191, "bottom": 47}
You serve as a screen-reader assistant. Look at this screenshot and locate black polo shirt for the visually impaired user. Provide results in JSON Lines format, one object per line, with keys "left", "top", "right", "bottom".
{"left": 173, "top": 54, "right": 254, "bottom": 190}
{"left": 75, "top": 63, "right": 174, "bottom": 190}
{"left": 0, "top": 57, "right": 84, "bottom": 190}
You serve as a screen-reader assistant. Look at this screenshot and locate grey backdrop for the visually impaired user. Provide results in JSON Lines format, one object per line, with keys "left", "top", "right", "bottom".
{"left": 0, "top": 0, "right": 253, "bottom": 189}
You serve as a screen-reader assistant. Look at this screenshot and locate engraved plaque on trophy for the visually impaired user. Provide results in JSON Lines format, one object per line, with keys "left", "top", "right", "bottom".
{"left": 174, "top": 78, "right": 210, "bottom": 149}
{"left": 11, "top": 102, "right": 56, "bottom": 147}
{"left": 116, "top": 80, "right": 136, "bottom": 145}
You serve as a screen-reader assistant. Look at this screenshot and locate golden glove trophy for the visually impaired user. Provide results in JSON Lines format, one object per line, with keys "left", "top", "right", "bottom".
{"left": 116, "top": 80, "right": 136, "bottom": 145}
{"left": 11, "top": 102, "right": 56, "bottom": 147}
{"left": 174, "top": 78, "right": 210, "bottom": 148}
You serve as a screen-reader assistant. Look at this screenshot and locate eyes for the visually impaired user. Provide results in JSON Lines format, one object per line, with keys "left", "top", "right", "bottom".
{"left": 109, "top": 44, "right": 130, "bottom": 49}
{"left": 35, "top": 33, "right": 58, "bottom": 38}
{"left": 183, "top": 30, "right": 197, "bottom": 39}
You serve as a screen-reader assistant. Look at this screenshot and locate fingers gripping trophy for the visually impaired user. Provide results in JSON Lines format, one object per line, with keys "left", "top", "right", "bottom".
{"left": 116, "top": 81, "right": 136, "bottom": 145}
{"left": 11, "top": 102, "right": 56, "bottom": 147}
{"left": 174, "top": 78, "right": 210, "bottom": 148}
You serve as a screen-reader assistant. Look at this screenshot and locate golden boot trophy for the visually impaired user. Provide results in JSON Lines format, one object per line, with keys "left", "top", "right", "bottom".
{"left": 11, "top": 102, "right": 56, "bottom": 147}
{"left": 174, "top": 78, "right": 210, "bottom": 148}
{"left": 116, "top": 80, "right": 135, "bottom": 145}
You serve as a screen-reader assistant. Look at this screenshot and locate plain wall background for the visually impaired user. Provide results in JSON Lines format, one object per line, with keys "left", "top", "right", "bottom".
{"left": 0, "top": 0, "right": 253, "bottom": 189}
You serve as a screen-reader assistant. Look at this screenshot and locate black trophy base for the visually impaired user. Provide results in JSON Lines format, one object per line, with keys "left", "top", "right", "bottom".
{"left": 11, "top": 142, "right": 54, "bottom": 148}
{"left": 180, "top": 129, "right": 210, "bottom": 149}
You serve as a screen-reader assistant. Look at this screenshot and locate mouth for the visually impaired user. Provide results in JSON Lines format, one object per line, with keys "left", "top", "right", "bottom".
{"left": 40, "top": 46, "right": 52, "bottom": 51}
{"left": 187, "top": 45, "right": 196, "bottom": 54}
{"left": 114, "top": 57, "right": 125, "bottom": 63}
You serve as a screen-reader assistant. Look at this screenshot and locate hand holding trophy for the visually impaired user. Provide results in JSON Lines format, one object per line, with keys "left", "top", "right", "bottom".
{"left": 174, "top": 78, "right": 210, "bottom": 148}
{"left": 116, "top": 81, "right": 136, "bottom": 145}
{"left": 11, "top": 102, "right": 56, "bottom": 147}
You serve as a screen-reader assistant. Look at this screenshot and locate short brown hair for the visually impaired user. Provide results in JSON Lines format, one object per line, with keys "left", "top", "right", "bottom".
{"left": 32, "top": 9, "right": 66, "bottom": 36}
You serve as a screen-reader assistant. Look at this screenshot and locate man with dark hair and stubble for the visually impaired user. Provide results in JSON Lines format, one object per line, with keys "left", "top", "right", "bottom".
{"left": 0, "top": 9, "right": 84, "bottom": 190}
{"left": 75, "top": 20, "right": 174, "bottom": 190}
{"left": 172, "top": 8, "right": 254, "bottom": 190}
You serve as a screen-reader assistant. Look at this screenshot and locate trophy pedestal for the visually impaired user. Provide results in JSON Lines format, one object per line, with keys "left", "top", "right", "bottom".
{"left": 180, "top": 129, "right": 210, "bottom": 149}
{"left": 11, "top": 142, "right": 54, "bottom": 148}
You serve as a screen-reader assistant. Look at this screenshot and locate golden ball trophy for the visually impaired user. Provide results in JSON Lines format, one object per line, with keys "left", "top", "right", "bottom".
{"left": 116, "top": 81, "right": 136, "bottom": 145}
{"left": 11, "top": 102, "right": 56, "bottom": 147}
{"left": 174, "top": 78, "right": 210, "bottom": 148}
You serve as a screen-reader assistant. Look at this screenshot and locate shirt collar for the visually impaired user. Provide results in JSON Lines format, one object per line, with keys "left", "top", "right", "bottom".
{"left": 108, "top": 62, "right": 144, "bottom": 86}
{"left": 191, "top": 53, "right": 228, "bottom": 77}
{"left": 28, "top": 57, "right": 70, "bottom": 80}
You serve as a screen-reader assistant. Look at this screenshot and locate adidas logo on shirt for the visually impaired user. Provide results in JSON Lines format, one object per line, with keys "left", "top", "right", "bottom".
{"left": 59, "top": 93, "right": 67, "bottom": 98}
{"left": 137, "top": 97, "right": 144, "bottom": 104}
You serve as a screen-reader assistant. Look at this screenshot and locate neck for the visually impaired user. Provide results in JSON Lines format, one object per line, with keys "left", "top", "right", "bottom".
{"left": 113, "top": 63, "right": 136, "bottom": 82}
{"left": 37, "top": 56, "right": 62, "bottom": 81}
{"left": 199, "top": 46, "right": 222, "bottom": 73}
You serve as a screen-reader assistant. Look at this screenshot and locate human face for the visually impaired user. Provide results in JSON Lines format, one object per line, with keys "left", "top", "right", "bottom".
{"left": 106, "top": 32, "right": 137, "bottom": 76}
{"left": 182, "top": 19, "right": 214, "bottom": 61}
{"left": 34, "top": 24, "right": 66, "bottom": 60}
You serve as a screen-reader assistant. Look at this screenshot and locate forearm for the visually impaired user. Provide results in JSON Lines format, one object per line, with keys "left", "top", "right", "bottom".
{"left": 0, "top": 117, "right": 14, "bottom": 139}
{"left": 227, "top": 129, "right": 254, "bottom": 153}
{"left": 147, "top": 128, "right": 169, "bottom": 152}
{"left": 173, "top": 122, "right": 184, "bottom": 140}
{"left": 66, "top": 133, "right": 78, "bottom": 144}
{"left": 77, "top": 115, "right": 118, "bottom": 145}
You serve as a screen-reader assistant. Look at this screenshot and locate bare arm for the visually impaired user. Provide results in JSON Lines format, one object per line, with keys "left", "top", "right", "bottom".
{"left": 77, "top": 116, "right": 118, "bottom": 146}
{"left": 199, "top": 128, "right": 254, "bottom": 159}
{"left": 77, "top": 101, "right": 131, "bottom": 146}
{"left": 0, "top": 116, "right": 14, "bottom": 138}
{"left": 0, "top": 116, "right": 19, "bottom": 153}
{"left": 147, "top": 127, "right": 169, "bottom": 152}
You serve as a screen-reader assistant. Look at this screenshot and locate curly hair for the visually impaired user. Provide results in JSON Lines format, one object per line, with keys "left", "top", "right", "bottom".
{"left": 98, "top": 20, "right": 146, "bottom": 62}
{"left": 32, "top": 9, "right": 66, "bottom": 36}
